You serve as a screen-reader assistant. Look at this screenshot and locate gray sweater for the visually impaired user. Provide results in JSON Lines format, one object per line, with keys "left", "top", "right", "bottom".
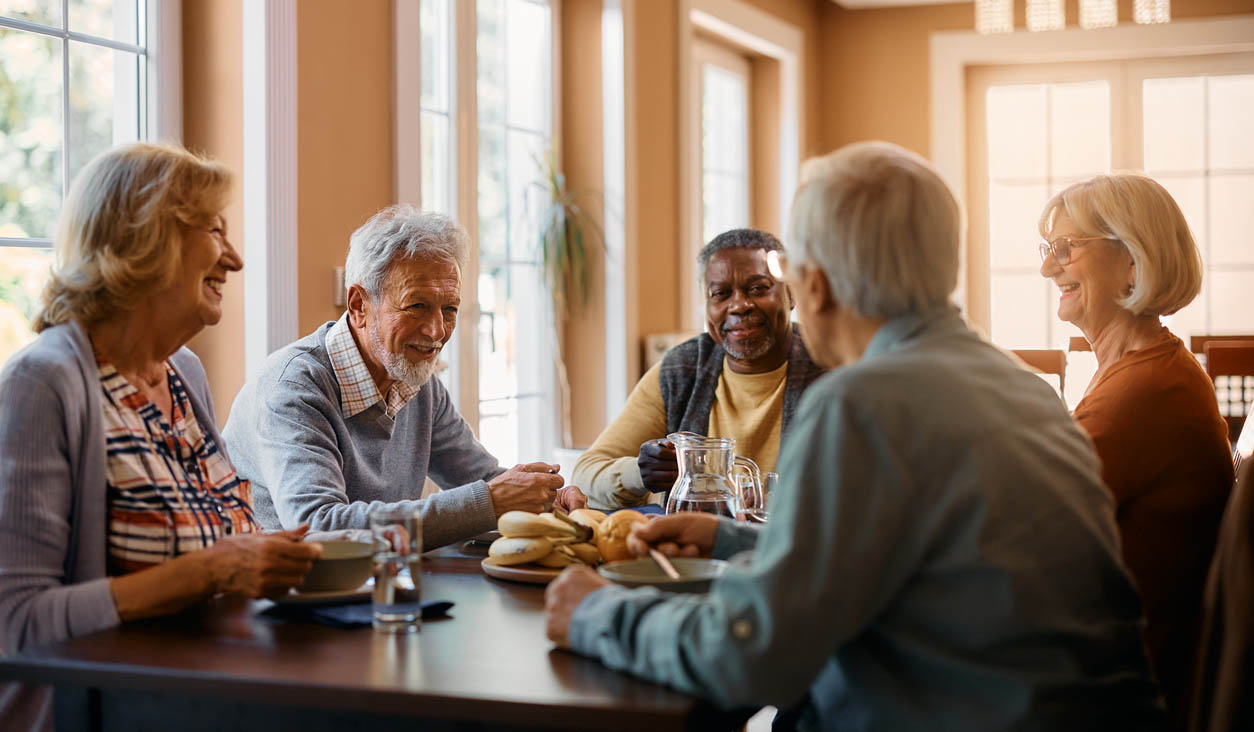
{"left": 0, "top": 322, "right": 222, "bottom": 732}
{"left": 222, "top": 322, "right": 503, "bottom": 548}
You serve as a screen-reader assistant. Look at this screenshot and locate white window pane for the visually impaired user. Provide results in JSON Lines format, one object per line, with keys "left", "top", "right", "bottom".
{"left": 419, "top": 0, "right": 450, "bottom": 111}
{"left": 1209, "top": 176, "right": 1254, "bottom": 266}
{"left": 1208, "top": 74, "right": 1254, "bottom": 171}
{"left": 514, "top": 395, "right": 548, "bottom": 468}
{"left": 1163, "top": 281, "right": 1207, "bottom": 344}
{"left": 477, "top": 125, "right": 508, "bottom": 261}
{"left": 0, "top": 246, "right": 52, "bottom": 368}
{"left": 68, "top": 43, "right": 140, "bottom": 184}
{"left": 1050, "top": 81, "right": 1110, "bottom": 178}
{"left": 505, "top": 0, "right": 550, "bottom": 132}
{"left": 987, "top": 84, "right": 1048, "bottom": 180}
{"left": 703, "top": 172, "right": 747, "bottom": 245}
{"left": 506, "top": 128, "right": 546, "bottom": 261}
{"left": 509, "top": 263, "right": 552, "bottom": 396}
{"left": 478, "top": 401, "right": 519, "bottom": 467}
{"left": 1143, "top": 77, "right": 1205, "bottom": 173}
{"left": 1156, "top": 176, "right": 1206, "bottom": 249}
{"left": 702, "top": 65, "right": 747, "bottom": 177}
{"left": 991, "top": 273, "right": 1050, "bottom": 348}
{"left": 0, "top": 28, "right": 62, "bottom": 239}
{"left": 478, "top": 265, "right": 514, "bottom": 400}
{"left": 1210, "top": 270, "right": 1254, "bottom": 334}
{"left": 420, "top": 111, "right": 451, "bottom": 216}
{"left": 0, "top": 0, "right": 60, "bottom": 27}
{"left": 988, "top": 182, "right": 1049, "bottom": 270}
{"left": 476, "top": 0, "right": 505, "bottom": 124}
{"left": 69, "top": 0, "right": 138, "bottom": 44}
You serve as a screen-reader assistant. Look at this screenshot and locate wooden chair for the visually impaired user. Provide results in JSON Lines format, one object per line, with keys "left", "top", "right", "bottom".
{"left": 1012, "top": 349, "right": 1066, "bottom": 404}
{"left": 1191, "top": 334, "right": 1254, "bottom": 357}
{"left": 1189, "top": 412, "right": 1254, "bottom": 732}
{"left": 1204, "top": 342, "right": 1254, "bottom": 446}
{"left": 1068, "top": 336, "right": 1092, "bottom": 353}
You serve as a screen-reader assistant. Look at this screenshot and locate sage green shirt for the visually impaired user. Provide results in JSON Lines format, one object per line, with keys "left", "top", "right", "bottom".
{"left": 568, "top": 308, "right": 1164, "bottom": 731}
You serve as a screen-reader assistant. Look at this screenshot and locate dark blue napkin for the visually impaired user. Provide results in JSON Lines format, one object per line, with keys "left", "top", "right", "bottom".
{"left": 614, "top": 504, "right": 664, "bottom": 515}
{"left": 263, "top": 600, "right": 454, "bottom": 629}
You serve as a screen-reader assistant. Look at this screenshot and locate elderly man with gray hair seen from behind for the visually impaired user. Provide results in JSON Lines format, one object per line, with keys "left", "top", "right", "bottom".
{"left": 544, "top": 142, "right": 1164, "bottom": 730}
{"left": 224, "top": 205, "right": 584, "bottom": 549}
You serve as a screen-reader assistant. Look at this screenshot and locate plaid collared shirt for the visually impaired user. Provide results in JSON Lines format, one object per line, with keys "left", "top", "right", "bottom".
{"left": 325, "top": 312, "right": 419, "bottom": 419}
{"left": 99, "top": 357, "right": 257, "bottom": 575}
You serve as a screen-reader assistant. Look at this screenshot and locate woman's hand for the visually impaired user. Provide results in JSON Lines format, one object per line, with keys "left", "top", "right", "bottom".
{"left": 204, "top": 526, "right": 323, "bottom": 599}
{"left": 626, "top": 513, "right": 720, "bottom": 558}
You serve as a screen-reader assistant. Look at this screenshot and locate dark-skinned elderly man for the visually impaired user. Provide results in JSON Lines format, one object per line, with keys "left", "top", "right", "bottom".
{"left": 571, "top": 228, "right": 825, "bottom": 511}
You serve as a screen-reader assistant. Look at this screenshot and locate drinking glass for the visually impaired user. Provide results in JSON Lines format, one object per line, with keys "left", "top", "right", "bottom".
{"left": 369, "top": 506, "right": 422, "bottom": 633}
{"left": 742, "top": 471, "right": 778, "bottom": 524}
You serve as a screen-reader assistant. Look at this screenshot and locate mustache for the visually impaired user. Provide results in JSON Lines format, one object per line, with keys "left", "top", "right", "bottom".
{"left": 721, "top": 315, "right": 767, "bottom": 333}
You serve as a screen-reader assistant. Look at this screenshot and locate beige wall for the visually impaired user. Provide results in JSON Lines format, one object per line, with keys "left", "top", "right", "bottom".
{"left": 183, "top": 0, "right": 245, "bottom": 426}
{"left": 562, "top": 0, "right": 608, "bottom": 447}
{"left": 296, "top": 0, "right": 395, "bottom": 336}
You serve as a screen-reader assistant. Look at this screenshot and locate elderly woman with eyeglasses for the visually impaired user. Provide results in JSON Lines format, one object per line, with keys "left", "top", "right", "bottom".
{"left": 0, "top": 143, "right": 322, "bottom": 731}
{"left": 1037, "top": 173, "right": 1232, "bottom": 720}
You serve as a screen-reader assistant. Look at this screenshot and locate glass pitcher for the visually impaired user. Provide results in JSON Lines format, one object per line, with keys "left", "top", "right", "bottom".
{"left": 665, "top": 432, "right": 763, "bottom": 521}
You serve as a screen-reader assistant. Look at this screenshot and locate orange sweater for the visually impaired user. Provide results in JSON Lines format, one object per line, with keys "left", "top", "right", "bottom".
{"left": 1073, "top": 328, "right": 1233, "bottom": 716}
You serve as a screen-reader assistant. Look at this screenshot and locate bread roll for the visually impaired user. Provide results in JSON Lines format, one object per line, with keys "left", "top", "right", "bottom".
{"left": 595, "top": 510, "right": 649, "bottom": 563}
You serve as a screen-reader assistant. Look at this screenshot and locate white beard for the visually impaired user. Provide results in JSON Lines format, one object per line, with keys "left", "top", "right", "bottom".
{"left": 369, "top": 324, "right": 440, "bottom": 388}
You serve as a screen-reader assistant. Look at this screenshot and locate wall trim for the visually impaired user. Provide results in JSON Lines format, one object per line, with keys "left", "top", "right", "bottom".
{"left": 242, "top": 0, "right": 299, "bottom": 380}
{"left": 147, "top": 0, "right": 181, "bottom": 142}
{"left": 677, "top": 0, "right": 803, "bottom": 331}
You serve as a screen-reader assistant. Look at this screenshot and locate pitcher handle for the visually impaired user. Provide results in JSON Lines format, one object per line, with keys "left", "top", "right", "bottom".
{"left": 731, "top": 455, "right": 763, "bottom": 520}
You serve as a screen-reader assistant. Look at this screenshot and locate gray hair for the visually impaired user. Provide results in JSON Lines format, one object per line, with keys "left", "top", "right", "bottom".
{"left": 697, "top": 228, "right": 783, "bottom": 284}
{"left": 786, "top": 141, "right": 962, "bottom": 319}
{"left": 344, "top": 204, "right": 470, "bottom": 298}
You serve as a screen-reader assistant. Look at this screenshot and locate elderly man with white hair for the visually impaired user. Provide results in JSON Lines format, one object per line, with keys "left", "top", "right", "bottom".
{"left": 224, "top": 205, "right": 583, "bottom": 548}
{"left": 544, "top": 142, "right": 1165, "bottom": 729}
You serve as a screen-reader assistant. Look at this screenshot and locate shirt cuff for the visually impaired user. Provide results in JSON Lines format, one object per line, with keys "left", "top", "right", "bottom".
{"left": 711, "top": 518, "right": 760, "bottom": 560}
{"left": 615, "top": 456, "right": 648, "bottom": 496}
{"left": 568, "top": 583, "right": 654, "bottom": 657}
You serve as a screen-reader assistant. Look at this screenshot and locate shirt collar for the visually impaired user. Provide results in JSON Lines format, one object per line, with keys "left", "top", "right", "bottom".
{"left": 862, "top": 305, "right": 965, "bottom": 362}
{"left": 325, "top": 313, "right": 419, "bottom": 419}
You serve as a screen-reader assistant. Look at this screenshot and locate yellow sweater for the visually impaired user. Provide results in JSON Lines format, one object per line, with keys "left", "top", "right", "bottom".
{"left": 572, "top": 359, "right": 788, "bottom": 510}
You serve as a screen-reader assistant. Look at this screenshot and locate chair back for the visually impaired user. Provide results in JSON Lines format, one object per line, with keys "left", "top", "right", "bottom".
{"left": 1012, "top": 349, "right": 1067, "bottom": 404}
{"left": 1068, "top": 336, "right": 1091, "bottom": 353}
{"left": 1205, "top": 342, "right": 1254, "bottom": 446}
{"left": 1191, "top": 334, "right": 1254, "bottom": 357}
{"left": 1189, "top": 418, "right": 1254, "bottom": 732}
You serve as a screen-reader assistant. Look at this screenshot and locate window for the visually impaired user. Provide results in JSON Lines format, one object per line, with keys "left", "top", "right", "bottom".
{"left": 419, "top": 0, "right": 454, "bottom": 218}
{"left": 474, "top": 0, "right": 556, "bottom": 467}
{"left": 0, "top": 0, "right": 148, "bottom": 366}
{"left": 969, "top": 54, "right": 1254, "bottom": 403}
{"left": 697, "top": 42, "right": 751, "bottom": 246}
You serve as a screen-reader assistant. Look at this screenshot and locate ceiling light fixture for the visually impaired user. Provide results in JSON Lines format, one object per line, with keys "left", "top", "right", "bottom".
{"left": 1026, "top": 0, "right": 1065, "bottom": 32}
{"left": 1079, "top": 0, "right": 1118, "bottom": 29}
{"left": 1134, "top": 0, "right": 1171, "bottom": 24}
{"left": 975, "top": 0, "right": 1013, "bottom": 34}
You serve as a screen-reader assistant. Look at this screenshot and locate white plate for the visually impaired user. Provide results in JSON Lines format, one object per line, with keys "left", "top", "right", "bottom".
{"left": 272, "top": 581, "right": 373, "bottom": 606}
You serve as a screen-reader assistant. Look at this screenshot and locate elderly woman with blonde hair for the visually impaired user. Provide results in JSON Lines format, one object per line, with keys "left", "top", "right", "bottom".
{"left": 0, "top": 142, "right": 322, "bottom": 731}
{"left": 1038, "top": 173, "right": 1232, "bottom": 718}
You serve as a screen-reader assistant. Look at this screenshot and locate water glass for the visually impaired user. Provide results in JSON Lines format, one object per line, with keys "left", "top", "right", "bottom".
{"left": 369, "top": 506, "right": 422, "bottom": 633}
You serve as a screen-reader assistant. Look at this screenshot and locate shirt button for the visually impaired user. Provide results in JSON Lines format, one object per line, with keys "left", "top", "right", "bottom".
{"left": 732, "top": 619, "right": 753, "bottom": 640}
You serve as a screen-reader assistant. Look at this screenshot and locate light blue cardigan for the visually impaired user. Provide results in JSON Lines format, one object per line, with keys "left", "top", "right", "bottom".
{"left": 0, "top": 321, "right": 225, "bottom": 731}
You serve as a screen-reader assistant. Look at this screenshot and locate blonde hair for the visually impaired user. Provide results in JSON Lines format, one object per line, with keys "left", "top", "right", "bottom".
{"left": 1037, "top": 173, "right": 1201, "bottom": 317}
{"left": 33, "top": 142, "right": 232, "bottom": 332}
{"left": 786, "top": 141, "right": 963, "bottom": 319}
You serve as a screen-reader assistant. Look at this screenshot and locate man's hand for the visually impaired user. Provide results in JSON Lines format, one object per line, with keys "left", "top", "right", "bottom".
{"left": 555, "top": 484, "right": 588, "bottom": 512}
{"left": 545, "top": 565, "right": 610, "bottom": 649}
{"left": 637, "top": 439, "right": 679, "bottom": 492}
{"left": 204, "top": 526, "right": 323, "bottom": 599}
{"left": 626, "top": 513, "right": 720, "bottom": 558}
{"left": 488, "top": 462, "right": 565, "bottom": 516}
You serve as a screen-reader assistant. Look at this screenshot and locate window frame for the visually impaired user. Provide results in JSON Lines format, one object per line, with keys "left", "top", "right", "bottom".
{"left": 0, "top": 0, "right": 179, "bottom": 251}
{"left": 399, "top": 0, "right": 562, "bottom": 461}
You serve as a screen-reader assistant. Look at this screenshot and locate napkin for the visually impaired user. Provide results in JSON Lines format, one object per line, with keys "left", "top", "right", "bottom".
{"left": 263, "top": 600, "right": 454, "bottom": 629}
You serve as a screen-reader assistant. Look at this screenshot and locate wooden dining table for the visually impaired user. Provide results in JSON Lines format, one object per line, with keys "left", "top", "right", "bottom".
{"left": 0, "top": 542, "right": 754, "bottom": 732}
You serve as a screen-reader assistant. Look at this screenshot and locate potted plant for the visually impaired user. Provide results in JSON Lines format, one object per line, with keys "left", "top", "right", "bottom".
{"left": 530, "top": 146, "right": 603, "bottom": 449}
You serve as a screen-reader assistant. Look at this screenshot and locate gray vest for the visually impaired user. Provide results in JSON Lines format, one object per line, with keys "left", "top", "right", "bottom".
{"left": 657, "top": 324, "right": 826, "bottom": 439}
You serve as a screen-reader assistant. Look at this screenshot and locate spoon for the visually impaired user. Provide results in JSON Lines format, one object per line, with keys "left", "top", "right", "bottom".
{"left": 647, "top": 548, "right": 682, "bottom": 581}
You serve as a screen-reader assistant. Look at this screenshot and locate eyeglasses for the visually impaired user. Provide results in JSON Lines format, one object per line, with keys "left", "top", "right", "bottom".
{"left": 1038, "top": 235, "right": 1108, "bottom": 265}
